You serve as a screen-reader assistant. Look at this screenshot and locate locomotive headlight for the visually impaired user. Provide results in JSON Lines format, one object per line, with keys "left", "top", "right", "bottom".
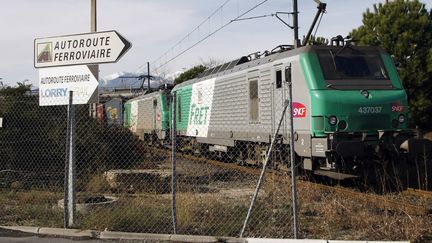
{"left": 360, "top": 89, "right": 370, "bottom": 99}
{"left": 398, "top": 114, "right": 405, "bottom": 123}
{"left": 328, "top": 116, "right": 338, "bottom": 126}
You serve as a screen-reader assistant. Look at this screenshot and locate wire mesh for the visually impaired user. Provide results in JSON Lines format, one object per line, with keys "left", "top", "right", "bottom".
{"left": 0, "top": 83, "right": 431, "bottom": 241}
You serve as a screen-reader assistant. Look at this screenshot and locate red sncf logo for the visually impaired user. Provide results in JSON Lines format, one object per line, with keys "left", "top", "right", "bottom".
{"left": 293, "top": 102, "right": 307, "bottom": 118}
{"left": 391, "top": 102, "right": 404, "bottom": 112}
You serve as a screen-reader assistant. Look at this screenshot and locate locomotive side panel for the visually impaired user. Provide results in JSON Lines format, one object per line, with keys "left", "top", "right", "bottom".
{"left": 290, "top": 57, "right": 313, "bottom": 157}
{"left": 173, "top": 85, "right": 193, "bottom": 135}
{"left": 256, "top": 68, "right": 273, "bottom": 139}
{"left": 186, "top": 78, "right": 216, "bottom": 138}
{"left": 124, "top": 91, "right": 168, "bottom": 140}
{"left": 128, "top": 99, "right": 139, "bottom": 134}
{"left": 207, "top": 70, "right": 270, "bottom": 143}
{"left": 199, "top": 66, "right": 275, "bottom": 144}
{"left": 140, "top": 97, "right": 155, "bottom": 133}
{"left": 181, "top": 54, "right": 313, "bottom": 147}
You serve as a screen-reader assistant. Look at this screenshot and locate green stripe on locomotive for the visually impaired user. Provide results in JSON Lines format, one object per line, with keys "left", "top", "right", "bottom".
{"left": 159, "top": 92, "right": 171, "bottom": 131}
{"left": 123, "top": 101, "right": 133, "bottom": 128}
{"left": 171, "top": 85, "right": 193, "bottom": 131}
{"left": 299, "top": 49, "right": 409, "bottom": 138}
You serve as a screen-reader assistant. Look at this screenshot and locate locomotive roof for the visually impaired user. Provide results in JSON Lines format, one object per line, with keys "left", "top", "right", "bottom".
{"left": 125, "top": 89, "right": 168, "bottom": 103}
{"left": 173, "top": 44, "right": 386, "bottom": 89}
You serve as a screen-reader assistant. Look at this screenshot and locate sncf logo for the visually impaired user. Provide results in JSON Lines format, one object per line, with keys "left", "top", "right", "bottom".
{"left": 391, "top": 102, "right": 404, "bottom": 112}
{"left": 293, "top": 102, "right": 307, "bottom": 118}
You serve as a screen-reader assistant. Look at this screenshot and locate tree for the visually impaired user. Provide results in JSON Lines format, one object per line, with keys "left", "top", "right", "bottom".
{"left": 351, "top": 0, "right": 432, "bottom": 130}
{"left": 302, "top": 35, "right": 329, "bottom": 46}
{"left": 0, "top": 82, "right": 31, "bottom": 96}
{"left": 0, "top": 83, "right": 146, "bottom": 188}
{"left": 174, "top": 65, "right": 206, "bottom": 85}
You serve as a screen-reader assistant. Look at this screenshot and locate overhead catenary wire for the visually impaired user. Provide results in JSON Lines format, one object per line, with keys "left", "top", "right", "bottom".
{"left": 137, "top": 0, "right": 232, "bottom": 73}
{"left": 232, "top": 13, "right": 274, "bottom": 22}
{"left": 151, "top": 0, "right": 270, "bottom": 73}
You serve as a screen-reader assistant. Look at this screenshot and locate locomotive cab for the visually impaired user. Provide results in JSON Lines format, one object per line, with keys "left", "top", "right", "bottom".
{"left": 301, "top": 45, "right": 413, "bottom": 178}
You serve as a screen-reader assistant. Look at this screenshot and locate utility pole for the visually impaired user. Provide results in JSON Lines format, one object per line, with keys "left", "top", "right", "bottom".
{"left": 147, "top": 62, "right": 150, "bottom": 92}
{"left": 89, "top": 0, "right": 99, "bottom": 117}
{"left": 291, "top": 1, "right": 300, "bottom": 237}
{"left": 293, "top": 0, "right": 300, "bottom": 48}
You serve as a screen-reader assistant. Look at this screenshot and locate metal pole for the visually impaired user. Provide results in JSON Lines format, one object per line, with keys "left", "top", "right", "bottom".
{"left": 240, "top": 100, "right": 290, "bottom": 237}
{"left": 91, "top": 0, "right": 97, "bottom": 32}
{"left": 63, "top": 92, "right": 72, "bottom": 228}
{"left": 288, "top": 79, "right": 299, "bottom": 238}
{"left": 293, "top": 0, "right": 300, "bottom": 48}
{"left": 89, "top": 0, "right": 99, "bottom": 117}
{"left": 68, "top": 91, "right": 76, "bottom": 227}
{"left": 171, "top": 92, "right": 178, "bottom": 234}
{"left": 147, "top": 62, "right": 151, "bottom": 92}
{"left": 64, "top": 91, "right": 76, "bottom": 228}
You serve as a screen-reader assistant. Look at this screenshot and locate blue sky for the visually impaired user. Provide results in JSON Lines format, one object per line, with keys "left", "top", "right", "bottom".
{"left": 0, "top": 0, "right": 430, "bottom": 86}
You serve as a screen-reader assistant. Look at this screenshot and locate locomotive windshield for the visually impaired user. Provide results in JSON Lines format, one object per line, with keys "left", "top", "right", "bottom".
{"left": 317, "top": 48, "right": 393, "bottom": 89}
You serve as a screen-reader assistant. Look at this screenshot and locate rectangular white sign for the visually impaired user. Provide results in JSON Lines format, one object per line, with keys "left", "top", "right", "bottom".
{"left": 0, "top": 117, "right": 2, "bottom": 128}
{"left": 38, "top": 65, "right": 99, "bottom": 106}
{"left": 34, "top": 30, "right": 131, "bottom": 68}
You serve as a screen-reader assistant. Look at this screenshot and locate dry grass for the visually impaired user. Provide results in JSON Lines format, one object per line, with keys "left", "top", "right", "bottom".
{"left": 80, "top": 196, "right": 172, "bottom": 233}
{"left": 0, "top": 172, "right": 431, "bottom": 241}
{"left": 86, "top": 174, "right": 111, "bottom": 194}
{"left": 0, "top": 190, "right": 63, "bottom": 227}
{"left": 295, "top": 183, "right": 432, "bottom": 241}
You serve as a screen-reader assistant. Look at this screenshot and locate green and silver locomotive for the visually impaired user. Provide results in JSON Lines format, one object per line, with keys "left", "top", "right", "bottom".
{"left": 170, "top": 42, "right": 414, "bottom": 179}
{"left": 124, "top": 41, "right": 429, "bottom": 181}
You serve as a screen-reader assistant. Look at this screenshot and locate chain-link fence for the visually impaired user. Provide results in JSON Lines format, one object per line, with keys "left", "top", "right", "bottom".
{"left": 0, "top": 90, "right": 431, "bottom": 241}
{"left": 0, "top": 89, "right": 297, "bottom": 237}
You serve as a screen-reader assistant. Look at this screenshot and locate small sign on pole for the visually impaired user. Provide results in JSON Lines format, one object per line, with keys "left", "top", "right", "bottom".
{"left": 38, "top": 65, "right": 99, "bottom": 106}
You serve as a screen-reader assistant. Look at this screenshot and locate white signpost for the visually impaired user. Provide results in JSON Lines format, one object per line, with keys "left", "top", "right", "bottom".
{"left": 38, "top": 65, "right": 99, "bottom": 106}
{"left": 34, "top": 30, "right": 131, "bottom": 68}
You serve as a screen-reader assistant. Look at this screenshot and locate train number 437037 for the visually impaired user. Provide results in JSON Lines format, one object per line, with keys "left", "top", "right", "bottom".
{"left": 358, "top": 106, "right": 382, "bottom": 114}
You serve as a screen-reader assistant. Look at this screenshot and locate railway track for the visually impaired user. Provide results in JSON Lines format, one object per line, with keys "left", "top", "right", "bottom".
{"left": 150, "top": 146, "right": 432, "bottom": 216}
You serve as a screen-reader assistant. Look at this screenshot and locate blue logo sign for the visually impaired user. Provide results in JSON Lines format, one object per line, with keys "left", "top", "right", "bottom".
{"left": 40, "top": 88, "right": 68, "bottom": 98}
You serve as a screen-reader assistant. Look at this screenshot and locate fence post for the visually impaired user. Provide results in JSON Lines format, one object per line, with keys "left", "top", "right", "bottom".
{"left": 288, "top": 78, "right": 299, "bottom": 238}
{"left": 171, "top": 91, "right": 178, "bottom": 234}
{"left": 64, "top": 91, "right": 76, "bottom": 228}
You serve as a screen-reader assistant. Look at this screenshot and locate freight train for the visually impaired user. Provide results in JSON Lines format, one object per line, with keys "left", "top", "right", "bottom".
{"left": 118, "top": 40, "right": 432, "bottom": 182}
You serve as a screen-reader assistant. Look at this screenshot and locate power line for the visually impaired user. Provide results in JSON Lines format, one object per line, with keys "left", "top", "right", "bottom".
{"left": 232, "top": 13, "right": 274, "bottom": 22}
{"left": 137, "top": 0, "right": 232, "bottom": 73}
{"left": 151, "top": 0, "right": 270, "bottom": 73}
